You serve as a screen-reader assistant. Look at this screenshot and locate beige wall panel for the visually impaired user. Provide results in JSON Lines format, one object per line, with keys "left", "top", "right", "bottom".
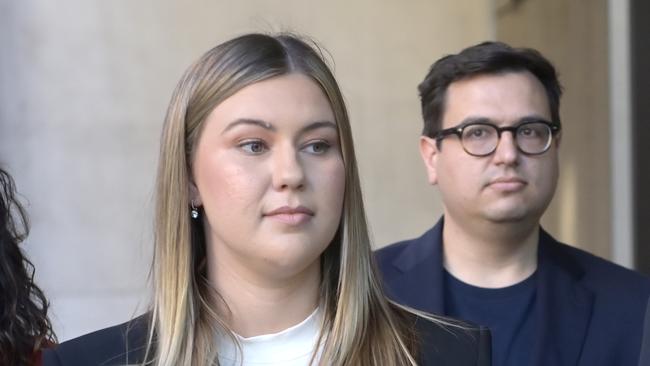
{"left": 496, "top": 0, "right": 611, "bottom": 259}
{"left": 0, "top": 0, "right": 493, "bottom": 340}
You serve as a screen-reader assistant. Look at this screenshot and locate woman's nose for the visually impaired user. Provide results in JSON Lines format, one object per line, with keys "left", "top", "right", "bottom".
{"left": 271, "top": 146, "right": 306, "bottom": 191}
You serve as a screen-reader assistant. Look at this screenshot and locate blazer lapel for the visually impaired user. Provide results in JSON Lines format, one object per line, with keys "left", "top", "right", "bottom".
{"left": 530, "top": 229, "right": 594, "bottom": 366}
{"left": 390, "top": 218, "right": 446, "bottom": 314}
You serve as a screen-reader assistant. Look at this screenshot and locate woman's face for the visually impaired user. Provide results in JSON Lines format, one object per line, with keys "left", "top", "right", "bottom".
{"left": 192, "top": 73, "right": 345, "bottom": 280}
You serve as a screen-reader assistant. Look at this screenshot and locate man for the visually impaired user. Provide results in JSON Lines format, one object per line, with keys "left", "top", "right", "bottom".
{"left": 375, "top": 42, "right": 650, "bottom": 366}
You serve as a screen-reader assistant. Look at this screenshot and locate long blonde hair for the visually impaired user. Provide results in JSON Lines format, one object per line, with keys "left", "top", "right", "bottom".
{"left": 146, "top": 33, "right": 421, "bottom": 365}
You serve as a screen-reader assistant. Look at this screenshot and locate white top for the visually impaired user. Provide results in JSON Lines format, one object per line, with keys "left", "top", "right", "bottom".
{"left": 216, "top": 308, "right": 324, "bottom": 366}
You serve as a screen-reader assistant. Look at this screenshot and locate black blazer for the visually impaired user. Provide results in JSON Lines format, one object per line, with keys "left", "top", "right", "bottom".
{"left": 43, "top": 313, "right": 491, "bottom": 365}
{"left": 375, "top": 217, "right": 650, "bottom": 366}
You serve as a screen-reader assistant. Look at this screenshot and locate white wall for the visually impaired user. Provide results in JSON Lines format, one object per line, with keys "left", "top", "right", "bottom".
{"left": 0, "top": 0, "right": 494, "bottom": 341}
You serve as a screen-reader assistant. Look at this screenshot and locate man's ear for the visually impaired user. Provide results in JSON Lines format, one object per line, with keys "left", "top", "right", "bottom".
{"left": 419, "top": 136, "right": 439, "bottom": 185}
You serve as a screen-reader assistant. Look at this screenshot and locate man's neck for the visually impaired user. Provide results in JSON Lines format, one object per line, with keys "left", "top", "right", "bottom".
{"left": 442, "top": 214, "right": 539, "bottom": 288}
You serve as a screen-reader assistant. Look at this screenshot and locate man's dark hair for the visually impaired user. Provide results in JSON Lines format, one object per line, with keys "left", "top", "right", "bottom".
{"left": 418, "top": 41, "right": 563, "bottom": 137}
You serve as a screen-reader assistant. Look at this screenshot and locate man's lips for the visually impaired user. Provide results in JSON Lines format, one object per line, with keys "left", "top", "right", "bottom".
{"left": 264, "top": 206, "right": 314, "bottom": 225}
{"left": 486, "top": 177, "right": 527, "bottom": 191}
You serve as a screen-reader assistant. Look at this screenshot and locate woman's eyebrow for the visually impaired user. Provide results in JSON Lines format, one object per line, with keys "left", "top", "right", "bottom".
{"left": 222, "top": 118, "right": 275, "bottom": 134}
{"left": 300, "top": 120, "right": 337, "bottom": 134}
{"left": 221, "top": 119, "right": 336, "bottom": 136}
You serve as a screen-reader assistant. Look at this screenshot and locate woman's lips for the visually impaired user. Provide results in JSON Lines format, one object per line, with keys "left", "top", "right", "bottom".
{"left": 264, "top": 206, "right": 314, "bottom": 225}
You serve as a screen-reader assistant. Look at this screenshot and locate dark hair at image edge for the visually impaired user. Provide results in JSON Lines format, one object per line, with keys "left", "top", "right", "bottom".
{"left": 418, "top": 41, "right": 563, "bottom": 137}
{"left": 0, "top": 168, "right": 56, "bottom": 364}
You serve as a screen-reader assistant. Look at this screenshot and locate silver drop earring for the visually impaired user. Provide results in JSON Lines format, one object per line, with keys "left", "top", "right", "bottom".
{"left": 190, "top": 200, "right": 199, "bottom": 219}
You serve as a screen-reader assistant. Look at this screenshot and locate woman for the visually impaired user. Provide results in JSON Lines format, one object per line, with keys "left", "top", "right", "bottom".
{"left": 44, "top": 33, "right": 490, "bottom": 365}
{"left": 0, "top": 167, "right": 56, "bottom": 365}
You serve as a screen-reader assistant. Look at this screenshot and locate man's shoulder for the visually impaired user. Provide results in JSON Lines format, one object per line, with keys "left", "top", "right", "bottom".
{"left": 544, "top": 236, "right": 650, "bottom": 298}
{"left": 43, "top": 314, "right": 150, "bottom": 366}
{"left": 375, "top": 235, "right": 420, "bottom": 262}
{"left": 375, "top": 222, "right": 442, "bottom": 270}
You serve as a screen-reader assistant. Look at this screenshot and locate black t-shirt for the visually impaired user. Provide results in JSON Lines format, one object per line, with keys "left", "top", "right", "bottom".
{"left": 444, "top": 269, "right": 537, "bottom": 366}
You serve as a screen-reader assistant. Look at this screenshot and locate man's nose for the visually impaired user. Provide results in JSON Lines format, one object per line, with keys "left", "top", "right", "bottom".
{"left": 492, "top": 131, "right": 519, "bottom": 165}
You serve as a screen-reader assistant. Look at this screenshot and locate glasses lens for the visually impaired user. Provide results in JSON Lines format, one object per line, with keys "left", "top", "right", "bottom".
{"left": 461, "top": 123, "right": 498, "bottom": 156}
{"left": 516, "top": 122, "right": 552, "bottom": 154}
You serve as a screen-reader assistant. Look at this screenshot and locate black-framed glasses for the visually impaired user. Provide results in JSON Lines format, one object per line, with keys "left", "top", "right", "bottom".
{"left": 433, "top": 119, "right": 561, "bottom": 157}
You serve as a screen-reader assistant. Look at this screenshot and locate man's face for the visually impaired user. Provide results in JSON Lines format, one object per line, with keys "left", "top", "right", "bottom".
{"left": 419, "top": 71, "right": 560, "bottom": 225}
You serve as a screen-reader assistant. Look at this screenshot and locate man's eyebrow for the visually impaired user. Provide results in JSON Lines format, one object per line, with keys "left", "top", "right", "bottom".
{"left": 455, "top": 117, "right": 492, "bottom": 127}
{"left": 454, "top": 115, "right": 551, "bottom": 127}
{"left": 516, "top": 115, "right": 552, "bottom": 124}
{"left": 221, "top": 118, "right": 276, "bottom": 134}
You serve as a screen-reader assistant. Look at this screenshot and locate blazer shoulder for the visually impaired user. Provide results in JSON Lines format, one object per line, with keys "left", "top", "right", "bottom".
{"left": 375, "top": 237, "right": 416, "bottom": 265}
{"left": 375, "top": 223, "right": 442, "bottom": 271}
{"left": 43, "top": 314, "right": 150, "bottom": 366}
{"left": 549, "top": 239, "right": 650, "bottom": 295}
{"left": 415, "top": 315, "right": 491, "bottom": 366}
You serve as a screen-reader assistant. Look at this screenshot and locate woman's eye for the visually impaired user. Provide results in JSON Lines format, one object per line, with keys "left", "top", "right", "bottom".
{"left": 303, "top": 140, "right": 331, "bottom": 154}
{"left": 238, "top": 140, "right": 267, "bottom": 154}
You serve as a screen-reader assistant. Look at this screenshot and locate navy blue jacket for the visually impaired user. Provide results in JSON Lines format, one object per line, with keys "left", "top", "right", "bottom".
{"left": 639, "top": 298, "right": 650, "bottom": 366}
{"left": 375, "top": 218, "right": 650, "bottom": 366}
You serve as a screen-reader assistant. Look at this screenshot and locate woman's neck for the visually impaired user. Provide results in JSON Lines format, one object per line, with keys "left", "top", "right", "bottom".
{"left": 208, "top": 248, "right": 321, "bottom": 338}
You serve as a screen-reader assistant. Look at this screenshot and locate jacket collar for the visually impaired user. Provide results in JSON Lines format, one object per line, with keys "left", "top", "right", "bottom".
{"left": 391, "top": 217, "right": 446, "bottom": 314}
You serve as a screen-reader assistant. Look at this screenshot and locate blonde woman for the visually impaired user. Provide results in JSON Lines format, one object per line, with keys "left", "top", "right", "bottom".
{"left": 43, "top": 33, "right": 491, "bottom": 366}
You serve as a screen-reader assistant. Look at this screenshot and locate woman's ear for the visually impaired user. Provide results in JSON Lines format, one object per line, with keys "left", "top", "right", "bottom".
{"left": 189, "top": 181, "right": 202, "bottom": 206}
{"left": 419, "top": 136, "right": 440, "bottom": 185}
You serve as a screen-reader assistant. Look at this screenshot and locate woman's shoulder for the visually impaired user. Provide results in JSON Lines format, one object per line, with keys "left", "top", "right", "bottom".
{"left": 42, "top": 314, "right": 151, "bottom": 366}
{"left": 413, "top": 314, "right": 492, "bottom": 366}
